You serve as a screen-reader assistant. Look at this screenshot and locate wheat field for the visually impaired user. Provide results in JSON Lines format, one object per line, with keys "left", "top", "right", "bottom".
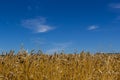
{"left": 0, "top": 50, "right": 120, "bottom": 80}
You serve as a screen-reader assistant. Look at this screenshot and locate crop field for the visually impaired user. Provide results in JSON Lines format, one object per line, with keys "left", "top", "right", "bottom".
{"left": 0, "top": 50, "right": 120, "bottom": 80}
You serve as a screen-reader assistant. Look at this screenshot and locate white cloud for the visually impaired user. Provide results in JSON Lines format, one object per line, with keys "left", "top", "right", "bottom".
{"left": 109, "top": 3, "right": 120, "bottom": 9}
{"left": 88, "top": 25, "right": 99, "bottom": 31}
{"left": 36, "top": 25, "right": 54, "bottom": 33}
{"left": 21, "top": 17, "right": 55, "bottom": 33}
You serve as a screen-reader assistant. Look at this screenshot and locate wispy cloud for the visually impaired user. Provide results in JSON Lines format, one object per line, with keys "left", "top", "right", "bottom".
{"left": 31, "top": 38, "right": 46, "bottom": 45}
{"left": 87, "top": 25, "right": 99, "bottom": 31}
{"left": 27, "top": 6, "right": 32, "bottom": 11}
{"left": 21, "top": 17, "right": 55, "bottom": 33}
{"left": 53, "top": 42, "right": 72, "bottom": 48}
{"left": 112, "top": 16, "right": 120, "bottom": 23}
{"left": 116, "top": 16, "right": 120, "bottom": 19}
{"left": 109, "top": 3, "right": 120, "bottom": 23}
{"left": 46, "top": 42, "right": 72, "bottom": 54}
{"left": 109, "top": 3, "right": 120, "bottom": 9}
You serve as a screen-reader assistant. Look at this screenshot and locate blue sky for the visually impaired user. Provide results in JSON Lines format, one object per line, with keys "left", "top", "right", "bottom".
{"left": 0, "top": 0, "right": 120, "bottom": 53}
